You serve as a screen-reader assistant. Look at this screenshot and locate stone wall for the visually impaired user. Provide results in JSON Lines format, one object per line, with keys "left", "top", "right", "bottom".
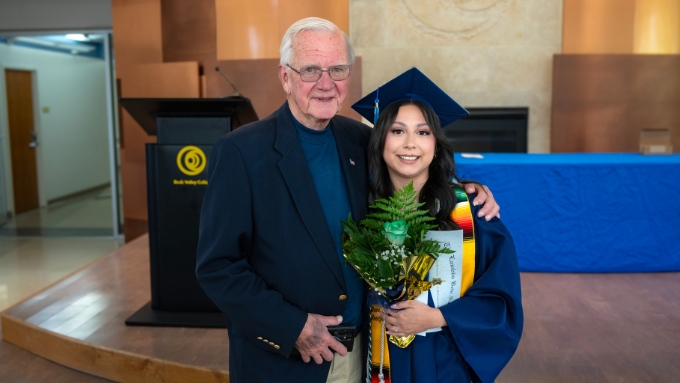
{"left": 350, "top": 0, "right": 563, "bottom": 152}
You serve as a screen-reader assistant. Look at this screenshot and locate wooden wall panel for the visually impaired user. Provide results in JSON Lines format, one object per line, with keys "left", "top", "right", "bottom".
{"left": 564, "top": 0, "right": 680, "bottom": 54}
{"left": 113, "top": 0, "right": 202, "bottom": 241}
{"left": 205, "top": 58, "right": 283, "bottom": 117}
{"left": 633, "top": 0, "right": 680, "bottom": 53}
{"left": 278, "top": 1, "right": 349, "bottom": 37}
{"left": 118, "top": 62, "right": 200, "bottom": 240}
{"left": 215, "top": 0, "right": 280, "bottom": 60}
{"left": 120, "top": 62, "right": 201, "bottom": 98}
{"left": 205, "top": 57, "right": 362, "bottom": 122}
{"left": 161, "top": 0, "right": 217, "bottom": 63}
{"left": 563, "top": 0, "right": 636, "bottom": 54}
{"left": 339, "top": 56, "right": 362, "bottom": 122}
{"left": 551, "top": 55, "right": 680, "bottom": 153}
{"left": 215, "top": 0, "right": 349, "bottom": 61}
{"left": 112, "top": 0, "right": 163, "bottom": 65}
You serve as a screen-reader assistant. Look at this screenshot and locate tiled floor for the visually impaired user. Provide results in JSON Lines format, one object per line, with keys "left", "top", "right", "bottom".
{"left": 0, "top": 187, "right": 123, "bottom": 312}
{"left": 0, "top": 187, "right": 116, "bottom": 237}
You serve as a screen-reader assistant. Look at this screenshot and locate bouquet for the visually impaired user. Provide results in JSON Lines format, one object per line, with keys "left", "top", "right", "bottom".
{"left": 342, "top": 182, "right": 453, "bottom": 347}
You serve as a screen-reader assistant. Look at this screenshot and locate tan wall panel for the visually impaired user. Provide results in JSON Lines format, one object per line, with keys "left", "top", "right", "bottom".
{"left": 112, "top": 0, "right": 163, "bottom": 65}
{"left": 113, "top": 0, "right": 165, "bottom": 241}
{"left": 121, "top": 62, "right": 201, "bottom": 98}
{"left": 216, "top": 0, "right": 349, "bottom": 61}
{"left": 551, "top": 54, "right": 680, "bottom": 153}
{"left": 278, "top": 0, "right": 349, "bottom": 37}
{"left": 120, "top": 111, "right": 155, "bottom": 165}
{"left": 339, "top": 56, "right": 362, "bottom": 121}
{"left": 118, "top": 62, "right": 200, "bottom": 240}
{"left": 215, "top": 0, "right": 280, "bottom": 60}
{"left": 563, "top": 0, "right": 636, "bottom": 53}
{"left": 634, "top": 0, "right": 680, "bottom": 53}
{"left": 120, "top": 158, "right": 149, "bottom": 221}
{"left": 205, "top": 58, "right": 284, "bottom": 117}
{"left": 161, "top": 0, "right": 217, "bottom": 63}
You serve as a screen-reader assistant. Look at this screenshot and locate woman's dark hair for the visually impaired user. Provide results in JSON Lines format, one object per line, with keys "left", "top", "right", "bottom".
{"left": 367, "top": 99, "right": 461, "bottom": 230}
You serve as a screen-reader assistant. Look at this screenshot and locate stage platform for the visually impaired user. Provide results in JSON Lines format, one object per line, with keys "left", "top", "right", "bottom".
{"left": 0, "top": 235, "right": 229, "bottom": 383}
{"left": 0, "top": 324, "right": 111, "bottom": 382}
{"left": 2, "top": 235, "right": 680, "bottom": 382}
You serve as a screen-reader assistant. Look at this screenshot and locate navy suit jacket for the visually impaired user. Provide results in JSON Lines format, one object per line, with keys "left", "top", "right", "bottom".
{"left": 196, "top": 102, "right": 371, "bottom": 383}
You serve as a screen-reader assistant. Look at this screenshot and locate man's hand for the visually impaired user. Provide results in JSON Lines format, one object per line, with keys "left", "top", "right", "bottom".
{"left": 464, "top": 183, "right": 500, "bottom": 221}
{"left": 294, "top": 314, "right": 347, "bottom": 364}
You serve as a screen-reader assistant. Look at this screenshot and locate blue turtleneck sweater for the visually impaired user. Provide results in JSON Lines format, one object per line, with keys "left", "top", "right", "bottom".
{"left": 293, "top": 117, "right": 362, "bottom": 327}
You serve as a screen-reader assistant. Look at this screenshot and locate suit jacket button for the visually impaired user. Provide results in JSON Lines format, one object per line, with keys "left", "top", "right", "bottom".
{"left": 263, "top": 339, "right": 268, "bottom": 342}
{"left": 269, "top": 342, "right": 275, "bottom": 345}
{"left": 339, "top": 295, "right": 347, "bottom": 301}
{"left": 274, "top": 345, "right": 280, "bottom": 349}
{"left": 257, "top": 337, "right": 262, "bottom": 340}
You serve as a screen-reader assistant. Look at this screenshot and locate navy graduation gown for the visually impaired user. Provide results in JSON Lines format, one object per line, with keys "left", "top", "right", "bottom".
{"left": 389, "top": 203, "right": 523, "bottom": 383}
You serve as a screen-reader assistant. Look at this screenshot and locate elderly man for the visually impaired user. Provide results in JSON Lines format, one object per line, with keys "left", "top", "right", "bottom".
{"left": 196, "top": 17, "right": 498, "bottom": 383}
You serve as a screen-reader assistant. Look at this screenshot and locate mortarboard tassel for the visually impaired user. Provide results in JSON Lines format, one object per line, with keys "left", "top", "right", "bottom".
{"left": 373, "top": 87, "right": 380, "bottom": 125}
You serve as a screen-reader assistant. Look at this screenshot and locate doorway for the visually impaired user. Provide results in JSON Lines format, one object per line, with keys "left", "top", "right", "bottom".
{"left": 0, "top": 32, "right": 122, "bottom": 237}
{"left": 4, "top": 69, "right": 39, "bottom": 214}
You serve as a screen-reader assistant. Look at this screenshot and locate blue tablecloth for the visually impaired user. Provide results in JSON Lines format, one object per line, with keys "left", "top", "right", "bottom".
{"left": 455, "top": 153, "right": 680, "bottom": 273}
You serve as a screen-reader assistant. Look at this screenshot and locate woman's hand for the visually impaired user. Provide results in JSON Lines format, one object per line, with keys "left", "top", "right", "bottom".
{"left": 379, "top": 300, "right": 447, "bottom": 337}
{"left": 463, "top": 183, "right": 500, "bottom": 221}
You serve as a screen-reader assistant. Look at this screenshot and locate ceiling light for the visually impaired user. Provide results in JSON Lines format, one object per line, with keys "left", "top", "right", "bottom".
{"left": 66, "top": 34, "right": 88, "bottom": 41}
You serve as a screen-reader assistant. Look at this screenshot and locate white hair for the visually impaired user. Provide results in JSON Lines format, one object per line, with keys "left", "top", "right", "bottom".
{"left": 279, "top": 17, "right": 355, "bottom": 66}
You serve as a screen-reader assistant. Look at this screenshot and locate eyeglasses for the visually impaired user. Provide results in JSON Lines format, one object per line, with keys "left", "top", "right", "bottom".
{"left": 286, "top": 64, "right": 352, "bottom": 82}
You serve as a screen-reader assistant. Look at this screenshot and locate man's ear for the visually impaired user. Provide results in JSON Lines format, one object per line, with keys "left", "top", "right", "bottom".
{"left": 278, "top": 65, "right": 291, "bottom": 94}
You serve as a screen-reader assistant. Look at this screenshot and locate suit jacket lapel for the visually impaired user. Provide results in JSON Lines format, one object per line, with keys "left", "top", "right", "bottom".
{"left": 331, "top": 117, "right": 368, "bottom": 223}
{"left": 274, "top": 103, "right": 346, "bottom": 289}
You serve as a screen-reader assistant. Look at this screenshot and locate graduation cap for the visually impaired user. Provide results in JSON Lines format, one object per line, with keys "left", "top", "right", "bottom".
{"left": 351, "top": 67, "right": 468, "bottom": 126}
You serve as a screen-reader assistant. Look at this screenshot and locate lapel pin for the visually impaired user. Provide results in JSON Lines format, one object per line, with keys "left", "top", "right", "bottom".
{"left": 349, "top": 159, "right": 355, "bottom": 166}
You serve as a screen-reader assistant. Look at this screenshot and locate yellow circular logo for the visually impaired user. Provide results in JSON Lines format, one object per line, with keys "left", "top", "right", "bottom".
{"left": 176, "top": 146, "right": 206, "bottom": 176}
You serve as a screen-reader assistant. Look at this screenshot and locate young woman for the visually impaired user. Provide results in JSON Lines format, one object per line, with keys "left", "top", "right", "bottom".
{"left": 353, "top": 69, "right": 523, "bottom": 383}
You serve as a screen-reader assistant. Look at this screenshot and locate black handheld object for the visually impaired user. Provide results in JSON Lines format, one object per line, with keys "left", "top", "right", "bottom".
{"left": 327, "top": 325, "right": 356, "bottom": 352}
{"left": 290, "top": 325, "right": 357, "bottom": 355}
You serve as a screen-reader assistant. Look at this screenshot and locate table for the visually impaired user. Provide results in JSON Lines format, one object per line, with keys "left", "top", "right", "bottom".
{"left": 455, "top": 153, "right": 680, "bottom": 272}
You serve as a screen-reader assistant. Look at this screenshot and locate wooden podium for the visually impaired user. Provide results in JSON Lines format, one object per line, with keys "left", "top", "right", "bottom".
{"left": 119, "top": 98, "right": 257, "bottom": 327}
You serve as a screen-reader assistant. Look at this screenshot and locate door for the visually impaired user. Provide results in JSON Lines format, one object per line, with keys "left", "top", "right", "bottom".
{"left": 0, "top": 133, "right": 7, "bottom": 226}
{"left": 5, "top": 69, "right": 39, "bottom": 214}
